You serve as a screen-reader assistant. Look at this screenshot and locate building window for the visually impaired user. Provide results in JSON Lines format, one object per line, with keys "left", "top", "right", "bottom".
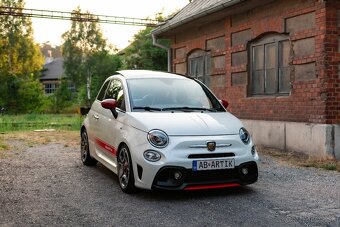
{"left": 249, "top": 34, "right": 291, "bottom": 96}
{"left": 44, "top": 83, "right": 58, "bottom": 94}
{"left": 188, "top": 49, "right": 211, "bottom": 86}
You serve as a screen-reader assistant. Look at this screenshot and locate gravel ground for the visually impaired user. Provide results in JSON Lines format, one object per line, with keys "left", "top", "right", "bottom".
{"left": 0, "top": 134, "right": 339, "bottom": 226}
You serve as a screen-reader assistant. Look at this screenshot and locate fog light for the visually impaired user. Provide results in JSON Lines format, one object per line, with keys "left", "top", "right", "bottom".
{"left": 241, "top": 167, "right": 248, "bottom": 175}
{"left": 143, "top": 150, "right": 161, "bottom": 162}
{"left": 174, "top": 171, "right": 182, "bottom": 180}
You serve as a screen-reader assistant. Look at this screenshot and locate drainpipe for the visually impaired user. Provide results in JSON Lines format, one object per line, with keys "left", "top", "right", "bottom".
{"left": 152, "top": 33, "right": 171, "bottom": 72}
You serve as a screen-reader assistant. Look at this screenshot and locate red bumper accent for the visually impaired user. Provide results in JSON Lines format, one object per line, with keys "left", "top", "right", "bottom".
{"left": 184, "top": 183, "right": 241, "bottom": 191}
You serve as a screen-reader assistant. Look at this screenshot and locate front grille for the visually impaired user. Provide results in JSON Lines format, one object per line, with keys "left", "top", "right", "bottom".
{"left": 152, "top": 161, "right": 258, "bottom": 190}
{"left": 187, "top": 152, "right": 235, "bottom": 159}
{"left": 186, "top": 169, "right": 239, "bottom": 183}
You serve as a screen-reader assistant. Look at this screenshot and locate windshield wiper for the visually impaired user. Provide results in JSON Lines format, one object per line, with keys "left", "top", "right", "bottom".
{"left": 161, "top": 107, "right": 217, "bottom": 112}
{"left": 133, "top": 106, "right": 162, "bottom": 111}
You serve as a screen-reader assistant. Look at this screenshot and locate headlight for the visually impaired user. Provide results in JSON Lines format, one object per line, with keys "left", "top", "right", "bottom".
{"left": 147, "top": 130, "right": 169, "bottom": 148}
{"left": 239, "top": 127, "right": 250, "bottom": 144}
{"left": 143, "top": 150, "right": 161, "bottom": 162}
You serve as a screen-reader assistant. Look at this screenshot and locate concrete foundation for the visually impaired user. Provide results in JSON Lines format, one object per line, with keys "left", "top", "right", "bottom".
{"left": 242, "top": 119, "right": 340, "bottom": 160}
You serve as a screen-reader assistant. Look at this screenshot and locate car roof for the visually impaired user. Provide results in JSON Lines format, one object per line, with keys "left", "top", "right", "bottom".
{"left": 116, "top": 70, "right": 189, "bottom": 80}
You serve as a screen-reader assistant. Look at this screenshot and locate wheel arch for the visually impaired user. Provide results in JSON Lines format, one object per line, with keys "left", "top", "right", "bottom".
{"left": 81, "top": 125, "right": 86, "bottom": 135}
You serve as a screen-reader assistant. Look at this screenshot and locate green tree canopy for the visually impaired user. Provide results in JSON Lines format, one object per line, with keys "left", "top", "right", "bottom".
{"left": 0, "top": 0, "right": 45, "bottom": 113}
{"left": 0, "top": 0, "right": 44, "bottom": 77}
{"left": 62, "top": 7, "right": 122, "bottom": 105}
{"left": 122, "top": 27, "right": 169, "bottom": 71}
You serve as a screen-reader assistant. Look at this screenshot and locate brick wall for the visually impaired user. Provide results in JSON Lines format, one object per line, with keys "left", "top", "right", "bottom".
{"left": 323, "top": 0, "right": 340, "bottom": 124}
{"left": 170, "top": 0, "right": 340, "bottom": 124}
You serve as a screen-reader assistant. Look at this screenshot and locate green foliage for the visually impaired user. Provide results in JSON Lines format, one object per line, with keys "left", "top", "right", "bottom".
{"left": 122, "top": 27, "right": 169, "bottom": 71}
{"left": 0, "top": 0, "right": 45, "bottom": 113}
{"left": 52, "top": 78, "right": 73, "bottom": 113}
{"left": 62, "top": 7, "right": 122, "bottom": 105}
{"left": 88, "top": 53, "right": 122, "bottom": 101}
{"left": 0, "top": 0, "right": 44, "bottom": 78}
{"left": 17, "top": 78, "right": 45, "bottom": 113}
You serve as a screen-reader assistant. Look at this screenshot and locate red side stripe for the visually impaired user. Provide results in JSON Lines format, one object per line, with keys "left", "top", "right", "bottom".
{"left": 184, "top": 183, "right": 241, "bottom": 191}
{"left": 95, "top": 137, "right": 117, "bottom": 156}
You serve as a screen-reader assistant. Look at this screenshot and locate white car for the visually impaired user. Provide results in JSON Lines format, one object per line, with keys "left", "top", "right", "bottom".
{"left": 81, "top": 70, "right": 259, "bottom": 193}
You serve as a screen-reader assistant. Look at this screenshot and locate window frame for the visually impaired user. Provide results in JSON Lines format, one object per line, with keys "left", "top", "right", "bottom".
{"left": 249, "top": 34, "right": 291, "bottom": 97}
{"left": 44, "top": 83, "right": 58, "bottom": 94}
{"left": 187, "top": 49, "right": 211, "bottom": 86}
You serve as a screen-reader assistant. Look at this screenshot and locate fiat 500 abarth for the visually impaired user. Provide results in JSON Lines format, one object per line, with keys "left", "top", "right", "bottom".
{"left": 81, "top": 70, "right": 259, "bottom": 193}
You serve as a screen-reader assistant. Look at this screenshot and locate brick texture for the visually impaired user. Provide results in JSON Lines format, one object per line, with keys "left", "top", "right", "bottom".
{"left": 169, "top": 0, "right": 340, "bottom": 124}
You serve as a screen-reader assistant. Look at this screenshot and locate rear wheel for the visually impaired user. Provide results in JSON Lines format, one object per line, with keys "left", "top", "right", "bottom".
{"left": 117, "top": 145, "right": 136, "bottom": 193}
{"left": 81, "top": 129, "right": 97, "bottom": 166}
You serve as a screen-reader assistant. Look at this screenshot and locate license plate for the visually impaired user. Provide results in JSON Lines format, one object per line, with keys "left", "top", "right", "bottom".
{"left": 192, "top": 159, "right": 235, "bottom": 171}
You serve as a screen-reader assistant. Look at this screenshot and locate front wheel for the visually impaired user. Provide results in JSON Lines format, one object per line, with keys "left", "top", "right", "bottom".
{"left": 117, "top": 145, "right": 136, "bottom": 193}
{"left": 80, "top": 129, "right": 97, "bottom": 166}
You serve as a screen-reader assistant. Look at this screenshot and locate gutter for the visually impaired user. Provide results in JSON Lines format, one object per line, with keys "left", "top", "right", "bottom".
{"left": 153, "top": 0, "right": 244, "bottom": 36}
{"left": 151, "top": 0, "right": 244, "bottom": 72}
{"left": 152, "top": 33, "right": 171, "bottom": 72}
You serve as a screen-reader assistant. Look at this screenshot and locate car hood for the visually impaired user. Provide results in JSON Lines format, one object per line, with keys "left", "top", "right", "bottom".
{"left": 127, "top": 112, "right": 243, "bottom": 136}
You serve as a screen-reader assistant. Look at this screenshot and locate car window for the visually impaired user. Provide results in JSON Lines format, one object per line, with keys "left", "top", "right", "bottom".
{"left": 96, "top": 80, "right": 110, "bottom": 101}
{"left": 104, "top": 79, "right": 126, "bottom": 111}
{"left": 127, "top": 78, "right": 224, "bottom": 112}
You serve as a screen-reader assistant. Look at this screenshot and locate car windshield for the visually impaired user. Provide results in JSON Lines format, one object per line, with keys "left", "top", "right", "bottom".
{"left": 127, "top": 77, "right": 225, "bottom": 112}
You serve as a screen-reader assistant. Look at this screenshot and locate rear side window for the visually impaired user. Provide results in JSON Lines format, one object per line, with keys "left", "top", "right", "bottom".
{"left": 96, "top": 80, "right": 110, "bottom": 101}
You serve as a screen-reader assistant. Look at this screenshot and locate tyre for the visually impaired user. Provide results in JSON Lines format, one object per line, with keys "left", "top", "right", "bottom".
{"left": 81, "top": 129, "right": 97, "bottom": 166}
{"left": 117, "top": 145, "right": 136, "bottom": 193}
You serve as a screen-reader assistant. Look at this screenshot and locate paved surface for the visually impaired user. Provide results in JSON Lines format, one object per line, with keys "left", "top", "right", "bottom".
{"left": 0, "top": 141, "right": 339, "bottom": 226}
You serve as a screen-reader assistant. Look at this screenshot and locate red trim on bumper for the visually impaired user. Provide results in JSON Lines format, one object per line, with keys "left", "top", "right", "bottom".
{"left": 184, "top": 183, "right": 241, "bottom": 191}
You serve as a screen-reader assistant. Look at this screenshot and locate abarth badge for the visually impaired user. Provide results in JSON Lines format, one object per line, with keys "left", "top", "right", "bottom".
{"left": 207, "top": 141, "right": 216, "bottom": 151}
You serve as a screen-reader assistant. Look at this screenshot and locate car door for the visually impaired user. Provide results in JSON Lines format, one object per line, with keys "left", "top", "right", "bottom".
{"left": 88, "top": 79, "right": 110, "bottom": 154}
{"left": 92, "top": 78, "right": 126, "bottom": 171}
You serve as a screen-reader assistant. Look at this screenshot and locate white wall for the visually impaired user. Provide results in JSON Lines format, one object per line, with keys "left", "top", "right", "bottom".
{"left": 241, "top": 119, "right": 340, "bottom": 160}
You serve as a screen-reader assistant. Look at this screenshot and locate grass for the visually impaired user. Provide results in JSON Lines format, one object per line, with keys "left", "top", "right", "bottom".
{"left": 0, "top": 130, "right": 79, "bottom": 159}
{"left": 0, "top": 137, "right": 9, "bottom": 150}
{"left": 258, "top": 146, "right": 340, "bottom": 172}
{"left": 0, "top": 114, "right": 84, "bottom": 132}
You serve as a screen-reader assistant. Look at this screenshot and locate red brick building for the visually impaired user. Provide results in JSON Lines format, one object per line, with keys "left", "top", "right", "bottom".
{"left": 152, "top": 0, "right": 340, "bottom": 160}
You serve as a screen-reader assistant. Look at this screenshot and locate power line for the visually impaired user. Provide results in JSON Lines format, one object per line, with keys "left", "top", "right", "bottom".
{"left": 0, "top": 7, "right": 160, "bottom": 27}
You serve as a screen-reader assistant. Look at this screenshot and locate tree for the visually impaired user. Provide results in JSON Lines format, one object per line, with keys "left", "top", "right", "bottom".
{"left": 62, "top": 7, "right": 121, "bottom": 105}
{"left": 17, "top": 78, "right": 45, "bottom": 113}
{"left": 0, "top": 0, "right": 45, "bottom": 113}
{"left": 122, "top": 27, "right": 169, "bottom": 71}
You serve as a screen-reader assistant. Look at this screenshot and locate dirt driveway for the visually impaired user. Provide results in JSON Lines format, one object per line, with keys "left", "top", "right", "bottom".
{"left": 0, "top": 131, "right": 339, "bottom": 226}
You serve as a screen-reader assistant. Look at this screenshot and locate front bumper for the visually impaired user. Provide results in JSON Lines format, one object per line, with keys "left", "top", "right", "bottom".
{"left": 151, "top": 161, "right": 258, "bottom": 191}
{"left": 131, "top": 134, "right": 259, "bottom": 190}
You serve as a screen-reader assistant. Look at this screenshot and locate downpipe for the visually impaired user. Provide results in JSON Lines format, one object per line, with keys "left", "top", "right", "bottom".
{"left": 152, "top": 33, "right": 171, "bottom": 72}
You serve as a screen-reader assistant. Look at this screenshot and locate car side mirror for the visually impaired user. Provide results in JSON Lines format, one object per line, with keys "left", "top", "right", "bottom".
{"left": 101, "top": 99, "right": 118, "bottom": 118}
{"left": 220, "top": 99, "right": 229, "bottom": 109}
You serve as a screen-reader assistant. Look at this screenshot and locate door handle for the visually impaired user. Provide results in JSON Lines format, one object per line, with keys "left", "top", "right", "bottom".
{"left": 93, "top": 114, "right": 99, "bottom": 120}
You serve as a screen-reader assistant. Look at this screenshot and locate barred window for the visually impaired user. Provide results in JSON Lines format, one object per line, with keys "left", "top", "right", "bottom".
{"left": 249, "top": 34, "right": 291, "bottom": 96}
{"left": 44, "top": 83, "right": 58, "bottom": 94}
{"left": 188, "top": 50, "right": 211, "bottom": 86}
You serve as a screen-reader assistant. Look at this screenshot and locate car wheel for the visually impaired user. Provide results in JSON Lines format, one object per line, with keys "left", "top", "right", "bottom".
{"left": 117, "top": 145, "right": 136, "bottom": 193}
{"left": 81, "top": 129, "right": 97, "bottom": 166}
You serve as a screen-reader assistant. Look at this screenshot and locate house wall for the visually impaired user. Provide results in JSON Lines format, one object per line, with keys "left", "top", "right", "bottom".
{"left": 171, "top": 0, "right": 340, "bottom": 125}
{"left": 169, "top": 0, "right": 340, "bottom": 159}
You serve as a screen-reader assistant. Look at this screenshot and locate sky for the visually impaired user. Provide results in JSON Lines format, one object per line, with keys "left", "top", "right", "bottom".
{"left": 25, "top": 0, "right": 189, "bottom": 50}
